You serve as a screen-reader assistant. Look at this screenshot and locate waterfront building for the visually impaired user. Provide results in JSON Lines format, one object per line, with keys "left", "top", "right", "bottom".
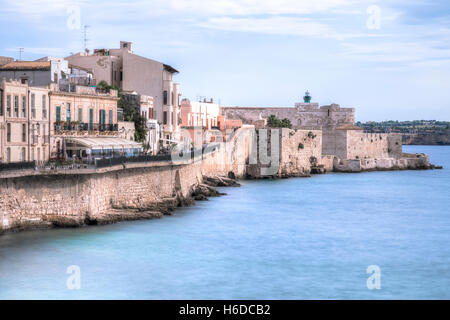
{"left": 180, "top": 98, "right": 243, "bottom": 145}
{"left": 49, "top": 83, "right": 141, "bottom": 160}
{"left": 180, "top": 98, "right": 219, "bottom": 130}
{"left": 65, "top": 41, "right": 181, "bottom": 147}
{"left": 0, "top": 79, "right": 50, "bottom": 163}
{"left": 0, "top": 57, "right": 70, "bottom": 86}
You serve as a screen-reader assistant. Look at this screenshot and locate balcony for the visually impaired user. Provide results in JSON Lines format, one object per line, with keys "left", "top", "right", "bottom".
{"left": 54, "top": 122, "right": 118, "bottom": 133}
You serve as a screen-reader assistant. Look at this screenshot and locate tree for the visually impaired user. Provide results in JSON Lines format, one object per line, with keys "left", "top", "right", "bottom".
{"left": 97, "top": 81, "right": 147, "bottom": 143}
{"left": 123, "top": 107, "right": 148, "bottom": 143}
{"left": 267, "top": 115, "right": 292, "bottom": 128}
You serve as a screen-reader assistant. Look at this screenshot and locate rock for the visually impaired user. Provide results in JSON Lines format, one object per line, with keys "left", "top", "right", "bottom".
{"left": 203, "top": 175, "right": 240, "bottom": 187}
{"left": 194, "top": 194, "right": 208, "bottom": 201}
{"left": 228, "top": 171, "right": 236, "bottom": 179}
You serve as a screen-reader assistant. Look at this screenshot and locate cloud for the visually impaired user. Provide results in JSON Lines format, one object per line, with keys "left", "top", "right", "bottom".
{"left": 196, "top": 16, "right": 387, "bottom": 40}
{"left": 341, "top": 41, "right": 450, "bottom": 66}
{"left": 168, "top": 0, "right": 360, "bottom": 15}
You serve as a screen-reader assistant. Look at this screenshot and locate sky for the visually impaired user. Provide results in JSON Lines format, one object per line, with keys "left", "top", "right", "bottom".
{"left": 0, "top": 0, "right": 449, "bottom": 122}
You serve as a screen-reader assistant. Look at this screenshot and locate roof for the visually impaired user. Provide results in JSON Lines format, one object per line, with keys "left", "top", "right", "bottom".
{"left": 163, "top": 64, "right": 179, "bottom": 74}
{"left": 336, "top": 124, "right": 364, "bottom": 130}
{"left": 65, "top": 137, "right": 142, "bottom": 149}
{"left": 0, "top": 61, "right": 51, "bottom": 71}
{"left": 69, "top": 64, "right": 93, "bottom": 73}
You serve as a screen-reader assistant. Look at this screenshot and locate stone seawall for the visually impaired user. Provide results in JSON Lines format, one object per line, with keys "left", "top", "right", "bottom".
{"left": 0, "top": 162, "right": 203, "bottom": 233}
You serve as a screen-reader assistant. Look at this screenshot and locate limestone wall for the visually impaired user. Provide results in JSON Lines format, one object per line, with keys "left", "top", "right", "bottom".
{"left": 246, "top": 128, "right": 323, "bottom": 178}
{"left": 279, "top": 129, "right": 322, "bottom": 177}
{"left": 220, "top": 103, "right": 354, "bottom": 129}
{"left": 0, "top": 162, "right": 202, "bottom": 233}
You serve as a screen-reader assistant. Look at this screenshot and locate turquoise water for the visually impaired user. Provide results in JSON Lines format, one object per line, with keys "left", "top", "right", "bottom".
{"left": 0, "top": 145, "right": 449, "bottom": 299}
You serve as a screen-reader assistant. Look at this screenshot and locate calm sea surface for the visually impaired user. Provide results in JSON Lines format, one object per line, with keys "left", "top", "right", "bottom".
{"left": 0, "top": 145, "right": 449, "bottom": 299}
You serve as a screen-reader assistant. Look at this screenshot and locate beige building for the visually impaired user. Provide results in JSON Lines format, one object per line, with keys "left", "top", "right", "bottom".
{"left": 0, "top": 79, "right": 50, "bottom": 163}
{"left": 66, "top": 41, "right": 182, "bottom": 147}
{"left": 49, "top": 84, "right": 124, "bottom": 159}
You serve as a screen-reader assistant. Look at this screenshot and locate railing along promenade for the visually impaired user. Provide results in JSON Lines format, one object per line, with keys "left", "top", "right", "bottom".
{"left": 0, "top": 146, "right": 219, "bottom": 177}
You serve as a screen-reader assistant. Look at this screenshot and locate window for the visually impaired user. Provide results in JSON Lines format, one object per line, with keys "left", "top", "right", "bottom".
{"left": 37, "top": 148, "right": 40, "bottom": 162}
{"left": 163, "top": 91, "right": 168, "bottom": 105}
{"left": 172, "top": 92, "right": 175, "bottom": 107}
{"left": 89, "top": 108, "right": 93, "bottom": 130}
{"left": 21, "top": 147, "right": 26, "bottom": 162}
{"left": 42, "top": 95, "right": 47, "bottom": 119}
{"left": 109, "top": 110, "right": 113, "bottom": 125}
{"left": 6, "top": 123, "right": 11, "bottom": 142}
{"left": 120, "top": 71, "right": 123, "bottom": 81}
{"left": 22, "top": 124, "right": 26, "bottom": 142}
{"left": 163, "top": 111, "right": 167, "bottom": 124}
{"left": 31, "top": 94, "right": 35, "bottom": 118}
{"left": 6, "top": 148, "right": 11, "bottom": 163}
{"left": 99, "top": 109, "right": 105, "bottom": 124}
{"left": 22, "top": 96, "right": 26, "bottom": 117}
{"left": 0, "top": 89, "right": 3, "bottom": 116}
{"left": 14, "top": 95, "right": 19, "bottom": 117}
{"left": 173, "top": 111, "right": 176, "bottom": 126}
{"left": 78, "top": 108, "right": 82, "bottom": 122}
{"left": 66, "top": 103, "right": 71, "bottom": 122}
{"left": 6, "top": 95, "right": 11, "bottom": 117}
{"left": 56, "top": 106, "right": 61, "bottom": 122}
{"left": 31, "top": 148, "right": 34, "bottom": 161}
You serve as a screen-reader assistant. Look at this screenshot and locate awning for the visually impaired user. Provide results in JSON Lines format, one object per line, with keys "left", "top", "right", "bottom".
{"left": 64, "top": 137, "right": 142, "bottom": 150}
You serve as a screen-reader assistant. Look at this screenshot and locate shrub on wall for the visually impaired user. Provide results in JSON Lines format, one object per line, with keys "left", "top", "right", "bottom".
{"left": 298, "top": 143, "right": 304, "bottom": 150}
{"left": 267, "top": 115, "right": 292, "bottom": 128}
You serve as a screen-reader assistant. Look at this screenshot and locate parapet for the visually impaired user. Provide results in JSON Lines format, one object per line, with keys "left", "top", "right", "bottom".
{"left": 295, "top": 102, "right": 319, "bottom": 111}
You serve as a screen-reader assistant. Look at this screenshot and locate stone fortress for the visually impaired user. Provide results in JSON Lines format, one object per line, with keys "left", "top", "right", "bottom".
{"left": 220, "top": 92, "right": 430, "bottom": 173}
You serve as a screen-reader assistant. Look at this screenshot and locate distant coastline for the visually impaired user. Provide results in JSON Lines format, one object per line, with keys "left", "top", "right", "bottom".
{"left": 356, "top": 120, "right": 450, "bottom": 145}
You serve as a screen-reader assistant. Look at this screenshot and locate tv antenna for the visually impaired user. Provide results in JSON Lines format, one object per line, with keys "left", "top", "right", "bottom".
{"left": 82, "top": 25, "right": 90, "bottom": 53}
{"left": 18, "top": 48, "right": 24, "bottom": 61}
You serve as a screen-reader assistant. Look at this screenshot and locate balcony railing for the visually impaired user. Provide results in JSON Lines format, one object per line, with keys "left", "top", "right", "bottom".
{"left": 54, "top": 122, "right": 118, "bottom": 132}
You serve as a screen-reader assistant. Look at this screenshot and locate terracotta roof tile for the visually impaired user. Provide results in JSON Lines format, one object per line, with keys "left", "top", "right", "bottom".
{"left": 0, "top": 61, "right": 51, "bottom": 70}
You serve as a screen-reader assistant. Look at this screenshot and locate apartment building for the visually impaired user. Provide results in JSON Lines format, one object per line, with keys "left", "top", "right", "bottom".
{"left": 49, "top": 84, "right": 137, "bottom": 159}
{"left": 66, "top": 41, "right": 181, "bottom": 147}
{"left": 0, "top": 79, "right": 50, "bottom": 163}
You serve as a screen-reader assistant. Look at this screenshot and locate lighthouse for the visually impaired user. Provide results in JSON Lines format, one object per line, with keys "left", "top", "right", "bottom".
{"left": 303, "top": 90, "right": 312, "bottom": 103}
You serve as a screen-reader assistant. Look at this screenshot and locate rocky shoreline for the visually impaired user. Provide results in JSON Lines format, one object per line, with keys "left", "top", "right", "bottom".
{"left": 0, "top": 162, "right": 443, "bottom": 235}
{"left": 0, "top": 174, "right": 241, "bottom": 234}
